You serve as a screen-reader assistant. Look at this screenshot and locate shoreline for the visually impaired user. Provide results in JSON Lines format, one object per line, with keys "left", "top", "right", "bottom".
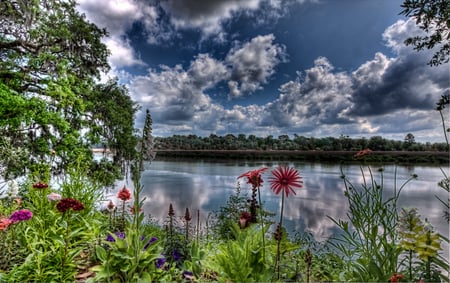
{"left": 154, "top": 149, "right": 449, "bottom": 165}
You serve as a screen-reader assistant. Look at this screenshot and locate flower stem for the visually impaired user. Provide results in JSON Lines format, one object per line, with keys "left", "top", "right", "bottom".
{"left": 257, "top": 186, "right": 265, "bottom": 261}
{"left": 276, "top": 192, "right": 285, "bottom": 279}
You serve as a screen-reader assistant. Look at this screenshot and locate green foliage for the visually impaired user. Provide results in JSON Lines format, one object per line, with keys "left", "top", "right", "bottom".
{"left": 0, "top": 0, "right": 138, "bottom": 184}
{"left": 329, "top": 167, "right": 417, "bottom": 282}
{"left": 400, "top": 0, "right": 450, "bottom": 66}
{"left": 90, "top": 230, "right": 164, "bottom": 283}
{"left": 213, "top": 182, "right": 248, "bottom": 240}
{"left": 205, "top": 223, "right": 274, "bottom": 282}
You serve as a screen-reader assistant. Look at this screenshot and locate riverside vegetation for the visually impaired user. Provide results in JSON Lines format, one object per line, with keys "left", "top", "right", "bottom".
{"left": 0, "top": 147, "right": 448, "bottom": 282}
{"left": 1, "top": 0, "right": 449, "bottom": 281}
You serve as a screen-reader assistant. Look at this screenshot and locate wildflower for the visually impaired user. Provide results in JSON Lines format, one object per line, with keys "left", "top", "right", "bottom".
{"left": 106, "top": 200, "right": 115, "bottom": 211}
{"left": 56, "top": 198, "right": 85, "bottom": 213}
{"left": 7, "top": 180, "right": 19, "bottom": 198}
{"left": 143, "top": 236, "right": 158, "bottom": 250}
{"left": 172, "top": 249, "right": 182, "bottom": 262}
{"left": 269, "top": 166, "right": 303, "bottom": 197}
{"left": 238, "top": 167, "right": 268, "bottom": 187}
{"left": 130, "top": 205, "right": 143, "bottom": 214}
{"left": 354, "top": 148, "right": 372, "bottom": 158}
{"left": 238, "top": 211, "right": 252, "bottom": 229}
{"left": 389, "top": 273, "right": 404, "bottom": 282}
{"left": 0, "top": 217, "right": 12, "bottom": 230}
{"left": 14, "top": 198, "right": 22, "bottom": 206}
{"left": 47, "top": 192, "right": 62, "bottom": 202}
{"left": 156, "top": 256, "right": 166, "bottom": 269}
{"left": 106, "top": 231, "right": 125, "bottom": 242}
{"left": 32, "top": 182, "right": 49, "bottom": 189}
{"left": 9, "top": 209, "right": 33, "bottom": 223}
{"left": 117, "top": 186, "right": 131, "bottom": 201}
{"left": 182, "top": 271, "right": 194, "bottom": 281}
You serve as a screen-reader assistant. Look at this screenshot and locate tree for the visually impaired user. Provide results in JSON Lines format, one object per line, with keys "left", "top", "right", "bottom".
{"left": 0, "top": 0, "right": 136, "bottom": 182}
{"left": 400, "top": 0, "right": 450, "bottom": 66}
{"left": 138, "top": 109, "right": 155, "bottom": 171}
{"left": 404, "top": 133, "right": 416, "bottom": 144}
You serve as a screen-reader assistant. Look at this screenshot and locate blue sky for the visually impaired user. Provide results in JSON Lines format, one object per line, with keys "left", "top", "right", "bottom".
{"left": 77, "top": 0, "right": 449, "bottom": 142}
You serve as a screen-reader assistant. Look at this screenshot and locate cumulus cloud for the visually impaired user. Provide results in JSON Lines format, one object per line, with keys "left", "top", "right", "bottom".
{"left": 262, "top": 57, "right": 352, "bottom": 129}
{"left": 77, "top": 0, "right": 155, "bottom": 68}
{"left": 346, "top": 19, "right": 449, "bottom": 117}
{"left": 160, "top": 0, "right": 261, "bottom": 37}
{"left": 226, "top": 34, "right": 287, "bottom": 98}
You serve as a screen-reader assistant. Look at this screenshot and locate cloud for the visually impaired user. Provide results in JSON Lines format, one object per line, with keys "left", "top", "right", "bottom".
{"left": 347, "top": 19, "right": 449, "bottom": 117}
{"left": 226, "top": 34, "right": 287, "bottom": 98}
{"left": 262, "top": 57, "right": 352, "bottom": 129}
{"left": 160, "top": 0, "right": 262, "bottom": 37}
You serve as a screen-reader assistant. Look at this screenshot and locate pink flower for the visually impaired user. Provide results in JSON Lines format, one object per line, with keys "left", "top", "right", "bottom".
{"left": 269, "top": 166, "right": 303, "bottom": 198}
{"left": 0, "top": 217, "right": 12, "bottom": 230}
{"left": 238, "top": 167, "right": 268, "bottom": 187}
{"left": 47, "top": 192, "right": 62, "bottom": 202}
{"left": 9, "top": 209, "right": 33, "bottom": 223}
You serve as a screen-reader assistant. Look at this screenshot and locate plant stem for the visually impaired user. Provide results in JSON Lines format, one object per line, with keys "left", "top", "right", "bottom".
{"left": 276, "top": 192, "right": 285, "bottom": 279}
{"left": 257, "top": 186, "right": 266, "bottom": 262}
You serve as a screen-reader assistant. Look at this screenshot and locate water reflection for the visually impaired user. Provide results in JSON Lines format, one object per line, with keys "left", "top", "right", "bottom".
{"left": 132, "top": 161, "right": 448, "bottom": 245}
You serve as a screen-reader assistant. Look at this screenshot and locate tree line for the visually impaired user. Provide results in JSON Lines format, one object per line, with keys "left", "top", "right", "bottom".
{"left": 154, "top": 134, "right": 449, "bottom": 152}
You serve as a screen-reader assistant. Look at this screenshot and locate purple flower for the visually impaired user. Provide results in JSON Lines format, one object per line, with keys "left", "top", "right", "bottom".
{"left": 172, "top": 249, "right": 182, "bottom": 262}
{"left": 106, "top": 231, "right": 125, "bottom": 242}
{"left": 155, "top": 257, "right": 166, "bottom": 269}
{"left": 182, "top": 271, "right": 194, "bottom": 280}
{"left": 143, "top": 236, "right": 158, "bottom": 250}
{"left": 9, "top": 209, "right": 33, "bottom": 223}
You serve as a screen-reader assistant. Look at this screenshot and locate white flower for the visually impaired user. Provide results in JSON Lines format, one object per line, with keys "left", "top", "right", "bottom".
{"left": 7, "top": 180, "right": 19, "bottom": 198}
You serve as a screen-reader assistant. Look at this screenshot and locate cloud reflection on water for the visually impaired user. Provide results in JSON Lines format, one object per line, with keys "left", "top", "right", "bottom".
{"left": 136, "top": 161, "right": 448, "bottom": 252}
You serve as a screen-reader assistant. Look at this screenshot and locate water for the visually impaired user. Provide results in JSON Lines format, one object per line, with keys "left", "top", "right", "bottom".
{"left": 126, "top": 160, "right": 449, "bottom": 245}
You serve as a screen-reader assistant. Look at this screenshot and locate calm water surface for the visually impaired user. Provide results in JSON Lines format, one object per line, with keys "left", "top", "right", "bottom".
{"left": 133, "top": 160, "right": 449, "bottom": 247}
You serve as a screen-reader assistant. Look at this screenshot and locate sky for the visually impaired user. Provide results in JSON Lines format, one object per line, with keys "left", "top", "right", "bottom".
{"left": 76, "top": 0, "right": 449, "bottom": 143}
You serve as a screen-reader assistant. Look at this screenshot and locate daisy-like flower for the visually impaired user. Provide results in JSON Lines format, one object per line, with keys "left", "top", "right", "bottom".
{"left": 269, "top": 166, "right": 303, "bottom": 198}
{"left": 117, "top": 186, "right": 131, "bottom": 201}
{"left": 9, "top": 209, "right": 33, "bottom": 223}
{"left": 238, "top": 167, "right": 268, "bottom": 187}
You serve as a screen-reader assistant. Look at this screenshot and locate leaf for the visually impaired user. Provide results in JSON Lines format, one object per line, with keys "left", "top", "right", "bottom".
{"left": 95, "top": 246, "right": 107, "bottom": 262}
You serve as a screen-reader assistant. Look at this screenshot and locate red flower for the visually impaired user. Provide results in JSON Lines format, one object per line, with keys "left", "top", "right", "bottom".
{"left": 117, "top": 186, "right": 131, "bottom": 201}
{"left": 354, "top": 148, "right": 372, "bottom": 158}
{"left": 238, "top": 167, "right": 268, "bottom": 187}
{"left": 32, "top": 182, "right": 49, "bottom": 189}
{"left": 269, "top": 166, "right": 303, "bottom": 198}
{"left": 389, "top": 273, "right": 404, "bottom": 282}
{"left": 56, "top": 198, "right": 85, "bottom": 213}
{"left": 238, "top": 211, "right": 252, "bottom": 229}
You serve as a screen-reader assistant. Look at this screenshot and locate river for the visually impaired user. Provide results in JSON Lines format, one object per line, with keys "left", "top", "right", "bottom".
{"left": 118, "top": 160, "right": 449, "bottom": 247}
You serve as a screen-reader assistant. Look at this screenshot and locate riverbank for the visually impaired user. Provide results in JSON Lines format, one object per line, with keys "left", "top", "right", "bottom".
{"left": 154, "top": 150, "right": 449, "bottom": 165}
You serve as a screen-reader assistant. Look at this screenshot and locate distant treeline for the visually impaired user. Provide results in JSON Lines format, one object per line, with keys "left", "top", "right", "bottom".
{"left": 154, "top": 134, "right": 448, "bottom": 152}
{"left": 153, "top": 134, "right": 449, "bottom": 164}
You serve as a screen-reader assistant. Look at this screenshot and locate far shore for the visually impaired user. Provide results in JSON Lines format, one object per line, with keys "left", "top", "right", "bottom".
{"left": 153, "top": 149, "right": 449, "bottom": 165}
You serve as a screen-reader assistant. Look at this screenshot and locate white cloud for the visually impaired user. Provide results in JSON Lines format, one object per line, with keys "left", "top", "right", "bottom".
{"left": 226, "top": 34, "right": 287, "bottom": 98}
{"left": 160, "top": 0, "right": 262, "bottom": 37}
